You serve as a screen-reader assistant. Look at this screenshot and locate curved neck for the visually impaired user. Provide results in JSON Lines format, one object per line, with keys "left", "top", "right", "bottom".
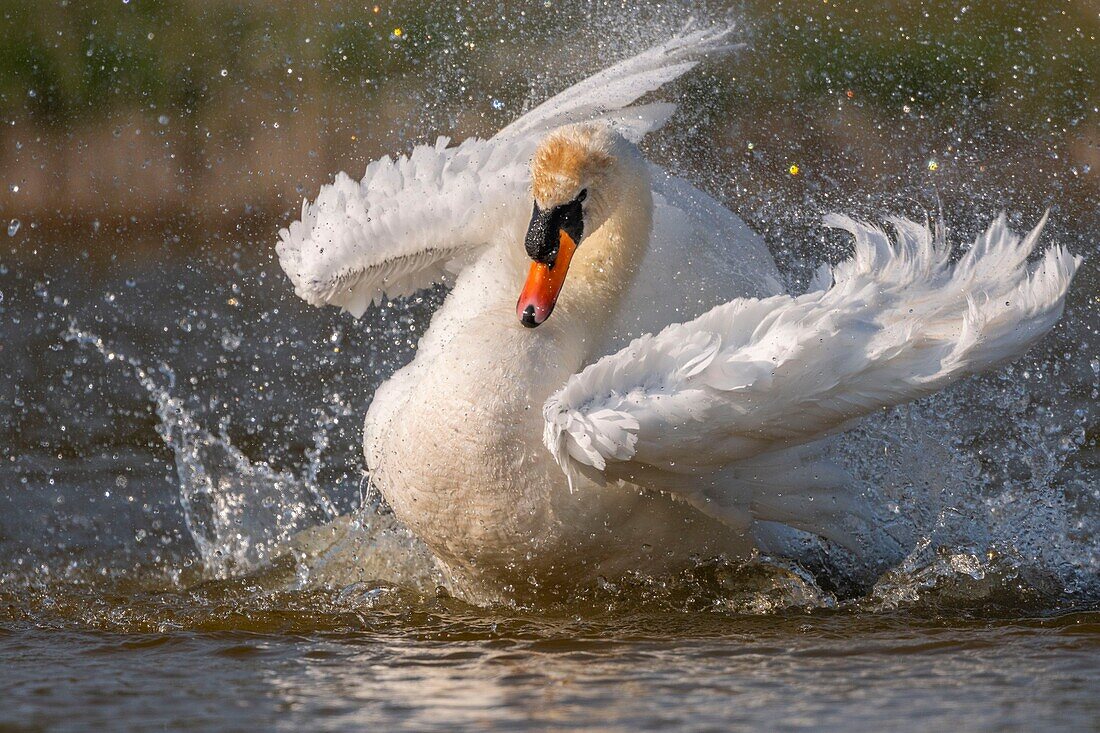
{"left": 554, "top": 155, "right": 653, "bottom": 344}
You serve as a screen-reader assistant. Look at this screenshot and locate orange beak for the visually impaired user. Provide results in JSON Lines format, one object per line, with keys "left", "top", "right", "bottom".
{"left": 517, "top": 230, "right": 577, "bottom": 328}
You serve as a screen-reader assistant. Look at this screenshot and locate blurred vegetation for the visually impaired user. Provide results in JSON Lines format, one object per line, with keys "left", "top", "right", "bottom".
{"left": 0, "top": 0, "right": 440, "bottom": 127}
{"left": 3, "top": 1, "right": 1094, "bottom": 126}
{"left": 0, "top": 0, "right": 1095, "bottom": 242}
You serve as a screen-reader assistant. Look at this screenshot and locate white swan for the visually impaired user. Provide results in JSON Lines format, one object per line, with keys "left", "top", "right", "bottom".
{"left": 277, "top": 27, "right": 1079, "bottom": 600}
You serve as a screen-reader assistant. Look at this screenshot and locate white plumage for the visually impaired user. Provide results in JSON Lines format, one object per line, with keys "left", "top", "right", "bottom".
{"left": 544, "top": 213, "right": 1079, "bottom": 488}
{"left": 275, "top": 25, "right": 1079, "bottom": 599}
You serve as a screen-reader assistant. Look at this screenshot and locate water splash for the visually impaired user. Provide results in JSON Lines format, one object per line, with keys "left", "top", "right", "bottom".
{"left": 53, "top": 304, "right": 1098, "bottom": 611}
{"left": 63, "top": 323, "right": 338, "bottom": 579}
{"left": 829, "top": 361, "right": 1100, "bottom": 611}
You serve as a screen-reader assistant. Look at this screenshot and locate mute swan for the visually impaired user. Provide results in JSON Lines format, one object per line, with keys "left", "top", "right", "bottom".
{"left": 277, "top": 27, "right": 1079, "bottom": 600}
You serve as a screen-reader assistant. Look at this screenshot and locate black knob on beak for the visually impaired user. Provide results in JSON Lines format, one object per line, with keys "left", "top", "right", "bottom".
{"left": 520, "top": 304, "right": 539, "bottom": 328}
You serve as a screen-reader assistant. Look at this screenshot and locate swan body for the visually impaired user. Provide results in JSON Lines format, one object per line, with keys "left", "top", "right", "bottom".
{"left": 277, "top": 27, "right": 1079, "bottom": 600}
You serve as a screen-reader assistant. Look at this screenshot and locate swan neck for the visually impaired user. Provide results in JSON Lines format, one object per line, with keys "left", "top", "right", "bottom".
{"left": 560, "top": 157, "right": 653, "bottom": 337}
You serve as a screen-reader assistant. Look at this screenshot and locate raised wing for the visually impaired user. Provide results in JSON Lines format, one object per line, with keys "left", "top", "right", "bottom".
{"left": 544, "top": 214, "right": 1080, "bottom": 488}
{"left": 277, "top": 25, "right": 739, "bottom": 317}
{"left": 276, "top": 135, "right": 527, "bottom": 317}
{"left": 497, "top": 23, "right": 739, "bottom": 140}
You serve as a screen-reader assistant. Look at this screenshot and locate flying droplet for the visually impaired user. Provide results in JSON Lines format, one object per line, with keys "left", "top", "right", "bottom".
{"left": 7, "top": 219, "right": 20, "bottom": 236}
{"left": 221, "top": 331, "right": 242, "bottom": 351}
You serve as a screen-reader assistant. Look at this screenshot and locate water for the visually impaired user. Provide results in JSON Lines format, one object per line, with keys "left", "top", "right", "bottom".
{"left": 3, "top": 596, "right": 1099, "bottom": 732}
{"left": 1, "top": 1, "right": 1098, "bottom": 729}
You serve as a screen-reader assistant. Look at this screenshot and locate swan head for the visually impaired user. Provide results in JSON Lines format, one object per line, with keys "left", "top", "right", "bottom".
{"left": 517, "top": 123, "right": 632, "bottom": 327}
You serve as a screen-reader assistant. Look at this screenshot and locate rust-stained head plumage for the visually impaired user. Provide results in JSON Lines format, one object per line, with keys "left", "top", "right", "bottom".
{"left": 531, "top": 124, "right": 616, "bottom": 209}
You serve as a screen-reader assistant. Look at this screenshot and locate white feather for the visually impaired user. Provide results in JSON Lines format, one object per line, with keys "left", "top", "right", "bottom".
{"left": 497, "top": 23, "right": 741, "bottom": 139}
{"left": 543, "top": 215, "right": 1081, "bottom": 486}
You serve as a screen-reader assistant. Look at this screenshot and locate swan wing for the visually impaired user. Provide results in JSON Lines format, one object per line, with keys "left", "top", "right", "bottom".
{"left": 276, "top": 135, "right": 526, "bottom": 317}
{"left": 497, "top": 24, "right": 739, "bottom": 141}
{"left": 545, "top": 214, "right": 1080, "bottom": 491}
{"left": 277, "top": 25, "right": 739, "bottom": 317}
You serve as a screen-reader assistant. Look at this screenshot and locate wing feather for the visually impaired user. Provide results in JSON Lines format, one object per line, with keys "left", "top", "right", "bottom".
{"left": 544, "top": 214, "right": 1080, "bottom": 487}
{"left": 497, "top": 23, "right": 740, "bottom": 140}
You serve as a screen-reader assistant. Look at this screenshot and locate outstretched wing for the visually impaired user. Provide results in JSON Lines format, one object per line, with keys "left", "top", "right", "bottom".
{"left": 497, "top": 23, "right": 739, "bottom": 140}
{"left": 276, "top": 135, "right": 527, "bottom": 317}
{"left": 277, "top": 25, "right": 739, "bottom": 317}
{"left": 544, "top": 214, "right": 1080, "bottom": 488}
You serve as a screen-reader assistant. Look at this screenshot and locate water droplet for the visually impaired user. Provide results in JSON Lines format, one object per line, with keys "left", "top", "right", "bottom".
{"left": 221, "top": 331, "right": 242, "bottom": 351}
{"left": 490, "top": 98, "right": 504, "bottom": 111}
{"left": 7, "top": 219, "right": 20, "bottom": 236}
{"left": 157, "top": 114, "right": 169, "bottom": 125}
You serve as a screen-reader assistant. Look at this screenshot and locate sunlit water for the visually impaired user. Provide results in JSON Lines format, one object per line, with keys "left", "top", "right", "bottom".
{"left": 1, "top": 2, "right": 1098, "bottom": 730}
